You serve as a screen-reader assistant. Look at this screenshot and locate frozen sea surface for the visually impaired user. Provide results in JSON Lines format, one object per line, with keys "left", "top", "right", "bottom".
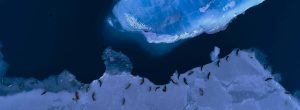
{"left": 0, "top": 48, "right": 299, "bottom": 110}
{"left": 111, "top": 0, "right": 264, "bottom": 43}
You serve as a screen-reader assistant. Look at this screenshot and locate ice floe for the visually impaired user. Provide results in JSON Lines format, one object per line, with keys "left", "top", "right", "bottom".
{"left": 0, "top": 48, "right": 299, "bottom": 110}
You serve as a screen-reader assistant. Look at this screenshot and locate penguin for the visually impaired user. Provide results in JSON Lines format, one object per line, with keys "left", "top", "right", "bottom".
{"left": 155, "top": 87, "right": 160, "bottom": 91}
{"left": 250, "top": 55, "right": 254, "bottom": 59}
{"left": 85, "top": 84, "right": 90, "bottom": 92}
{"left": 41, "top": 90, "right": 47, "bottom": 95}
{"left": 177, "top": 73, "right": 181, "bottom": 79}
{"left": 125, "top": 83, "right": 131, "bottom": 90}
{"left": 187, "top": 71, "right": 194, "bottom": 76}
{"left": 264, "top": 77, "right": 273, "bottom": 81}
{"left": 97, "top": 79, "right": 102, "bottom": 87}
{"left": 200, "top": 65, "right": 204, "bottom": 71}
{"left": 92, "top": 92, "right": 96, "bottom": 101}
{"left": 162, "top": 85, "right": 167, "bottom": 92}
{"left": 148, "top": 86, "right": 152, "bottom": 92}
{"left": 122, "top": 97, "right": 126, "bottom": 106}
{"left": 225, "top": 56, "right": 230, "bottom": 61}
{"left": 143, "top": 29, "right": 149, "bottom": 32}
{"left": 207, "top": 72, "right": 211, "bottom": 80}
{"left": 73, "top": 91, "right": 80, "bottom": 102}
{"left": 216, "top": 60, "right": 220, "bottom": 67}
{"left": 199, "top": 88, "right": 204, "bottom": 96}
{"left": 140, "top": 78, "right": 145, "bottom": 85}
{"left": 170, "top": 79, "right": 178, "bottom": 85}
{"left": 236, "top": 49, "right": 240, "bottom": 56}
{"left": 183, "top": 78, "right": 188, "bottom": 85}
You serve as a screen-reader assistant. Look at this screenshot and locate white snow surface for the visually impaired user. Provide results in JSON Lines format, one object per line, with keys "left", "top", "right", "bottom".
{"left": 0, "top": 49, "right": 299, "bottom": 110}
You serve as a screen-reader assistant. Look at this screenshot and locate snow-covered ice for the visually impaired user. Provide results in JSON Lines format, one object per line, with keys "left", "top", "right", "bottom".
{"left": 0, "top": 48, "right": 299, "bottom": 110}
{"left": 111, "top": 0, "right": 264, "bottom": 43}
{"left": 0, "top": 70, "right": 81, "bottom": 96}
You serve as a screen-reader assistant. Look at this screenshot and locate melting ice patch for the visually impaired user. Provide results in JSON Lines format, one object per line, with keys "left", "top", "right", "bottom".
{"left": 111, "top": 0, "right": 264, "bottom": 43}
{"left": 0, "top": 48, "right": 299, "bottom": 110}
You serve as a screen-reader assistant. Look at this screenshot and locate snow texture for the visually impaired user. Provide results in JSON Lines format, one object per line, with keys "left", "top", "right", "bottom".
{"left": 111, "top": 0, "right": 264, "bottom": 43}
{"left": 0, "top": 48, "right": 299, "bottom": 110}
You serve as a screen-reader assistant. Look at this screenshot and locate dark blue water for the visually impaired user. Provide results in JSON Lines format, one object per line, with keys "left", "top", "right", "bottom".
{"left": 0, "top": 0, "right": 299, "bottom": 92}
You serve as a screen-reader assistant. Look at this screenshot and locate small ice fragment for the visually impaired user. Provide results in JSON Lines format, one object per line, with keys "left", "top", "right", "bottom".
{"left": 210, "top": 46, "right": 220, "bottom": 61}
{"left": 102, "top": 48, "right": 132, "bottom": 75}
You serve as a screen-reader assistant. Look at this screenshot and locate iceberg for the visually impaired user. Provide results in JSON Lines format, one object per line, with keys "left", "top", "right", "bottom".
{"left": 111, "top": 0, "right": 264, "bottom": 43}
{"left": 102, "top": 48, "right": 133, "bottom": 75}
{"left": 0, "top": 48, "right": 299, "bottom": 110}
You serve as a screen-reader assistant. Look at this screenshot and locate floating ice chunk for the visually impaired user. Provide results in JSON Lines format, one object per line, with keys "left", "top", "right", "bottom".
{"left": 102, "top": 48, "right": 132, "bottom": 75}
{"left": 111, "top": 0, "right": 264, "bottom": 43}
{"left": 0, "top": 48, "right": 299, "bottom": 110}
{"left": 210, "top": 46, "right": 220, "bottom": 61}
